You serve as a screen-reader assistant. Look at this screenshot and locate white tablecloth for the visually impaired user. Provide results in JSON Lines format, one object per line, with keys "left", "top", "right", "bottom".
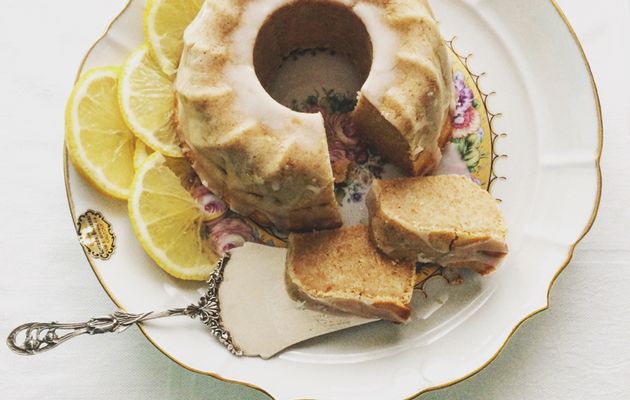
{"left": 1, "top": 1, "right": 628, "bottom": 399}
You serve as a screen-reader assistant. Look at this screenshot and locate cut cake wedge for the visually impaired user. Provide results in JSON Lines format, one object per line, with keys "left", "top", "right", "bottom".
{"left": 367, "top": 175, "right": 508, "bottom": 275}
{"left": 286, "top": 226, "right": 416, "bottom": 323}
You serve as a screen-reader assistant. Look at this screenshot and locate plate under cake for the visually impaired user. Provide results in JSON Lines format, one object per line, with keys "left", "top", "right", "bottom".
{"left": 65, "top": 0, "right": 601, "bottom": 398}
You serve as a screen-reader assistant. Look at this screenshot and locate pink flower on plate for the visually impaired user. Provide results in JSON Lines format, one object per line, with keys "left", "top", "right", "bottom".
{"left": 325, "top": 112, "right": 371, "bottom": 162}
{"left": 452, "top": 107, "right": 481, "bottom": 139}
{"left": 205, "top": 217, "right": 257, "bottom": 255}
{"left": 328, "top": 144, "right": 348, "bottom": 162}
{"left": 326, "top": 113, "right": 359, "bottom": 147}
{"left": 191, "top": 184, "right": 228, "bottom": 219}
{"left": 324, "top": 111, "right": 371, "bottom": 183}
{"left": 454, "top": 72, "right": 474, "bottom": 114}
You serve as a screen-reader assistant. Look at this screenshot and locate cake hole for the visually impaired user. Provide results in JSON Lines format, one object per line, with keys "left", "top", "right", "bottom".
{"left": 253, "top": 1, "right": 373, "bottom": 113}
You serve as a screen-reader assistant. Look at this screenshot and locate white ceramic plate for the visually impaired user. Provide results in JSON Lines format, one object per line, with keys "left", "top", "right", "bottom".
{"left": 65, "top": 0, "right": 602, "bottom": 398}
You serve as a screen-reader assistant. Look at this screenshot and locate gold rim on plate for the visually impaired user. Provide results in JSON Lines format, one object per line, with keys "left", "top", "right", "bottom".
{"left": 63, "top": 0, "right": 603, "bottom": 398}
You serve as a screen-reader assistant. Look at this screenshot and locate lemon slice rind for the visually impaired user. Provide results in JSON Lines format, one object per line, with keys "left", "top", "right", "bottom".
{"left": 118, "top": 44, "right": 182, "bottom": 158}
{"left": 65, "top": 67, "right": 135, "bottom": 200}
{"left": 128, "top": 152, "right": 218, "bottom": 281}
{"left": 144, "top": 0, "right": 204, "bottom": 77}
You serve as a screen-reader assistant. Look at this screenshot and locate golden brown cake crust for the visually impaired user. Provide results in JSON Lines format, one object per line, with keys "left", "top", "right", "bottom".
{"left": 286, "top": 226, "right": 416, "bottom": 323}
{"left": 367, "top": 176, "right": 508, "bottom": 274}
{"left": 351, "top": 0, "right": 455, "bottom": 177}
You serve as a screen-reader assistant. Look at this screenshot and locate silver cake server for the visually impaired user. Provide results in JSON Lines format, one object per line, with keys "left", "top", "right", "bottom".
{"left": 7, "top": 243, "right": 377, "bottom": 359}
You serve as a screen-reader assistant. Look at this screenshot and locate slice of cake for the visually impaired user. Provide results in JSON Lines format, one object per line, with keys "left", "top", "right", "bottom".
{"left": 367, "top": 175, "right": 508, "bottom": 275}
{"left": 286, "top": 226, "right": 416, "bottom": 323}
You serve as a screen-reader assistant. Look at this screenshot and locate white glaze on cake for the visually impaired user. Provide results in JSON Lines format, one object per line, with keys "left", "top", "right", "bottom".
{"left": 353, "top": 3, "right": 400, "bottom": 106}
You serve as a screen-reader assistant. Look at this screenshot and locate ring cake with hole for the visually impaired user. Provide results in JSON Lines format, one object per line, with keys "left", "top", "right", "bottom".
{"left": 175, "top": 0, "right": 454, "bottom": 231}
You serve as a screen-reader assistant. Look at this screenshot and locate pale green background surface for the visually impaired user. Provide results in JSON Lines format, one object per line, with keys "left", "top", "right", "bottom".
{"left": 1, "top": 1, "right": 629, "bottom": 399}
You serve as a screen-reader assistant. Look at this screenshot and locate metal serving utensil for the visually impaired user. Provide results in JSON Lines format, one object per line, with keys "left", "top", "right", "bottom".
{"left": 6, "top": 254, "right": 242, "bottom": 356}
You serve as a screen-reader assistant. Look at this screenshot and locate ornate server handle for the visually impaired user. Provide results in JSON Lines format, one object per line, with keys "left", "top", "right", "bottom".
{"left": 7, "top": 254, "right": 242, "bottom": 356}
{"left": 7, "top": 309, "right": 187, "bottom": 355}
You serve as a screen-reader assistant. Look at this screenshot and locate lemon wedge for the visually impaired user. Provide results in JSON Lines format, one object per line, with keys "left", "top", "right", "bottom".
{"left": 128, "top": 152, "right": 219, "bottom": 280}
{"left": 119, "top": 44, "right": 182, "bottom": 157}
{"left": 144, "top": 0, "right": 205, "bottom": 76}
{"left": 65, "top": 67, "right": 135, "bottom": 200}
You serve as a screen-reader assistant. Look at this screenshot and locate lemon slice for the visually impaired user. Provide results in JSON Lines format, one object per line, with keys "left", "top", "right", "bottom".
{"left": 133, "top": 139, "right": 153, "bottom": 171}
{"left": 66, "top": 67, "right": 135, "bottom": 200}
{"left": 129, "top": 152, "right": 219, "bottom": 280}
{"left": 119, "top": 44, "right": 182, "bottom": 157}
{"left": 144, "top": 0, "right": 205, "bottom": 76}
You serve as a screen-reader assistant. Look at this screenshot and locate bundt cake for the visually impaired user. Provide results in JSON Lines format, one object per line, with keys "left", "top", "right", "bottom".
{"left": 175, "top": 0, "right": 454, "bottom": 232}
